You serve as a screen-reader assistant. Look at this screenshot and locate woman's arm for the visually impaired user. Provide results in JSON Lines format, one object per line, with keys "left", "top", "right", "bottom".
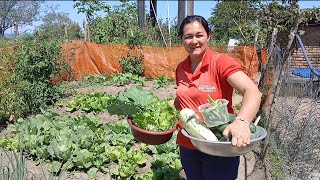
{"left": 222, "top": 71, "right": 262, "bottom": 147}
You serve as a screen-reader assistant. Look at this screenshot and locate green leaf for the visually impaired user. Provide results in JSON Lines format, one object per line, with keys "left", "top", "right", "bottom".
{"left": 88, "top": 167, "right": 98, "bottom": 179}
{"left": 49, "top": 161, "right": 62, "bottom": 173}
{"left": 118, "top": 86, "right": 157, "bottom": 108}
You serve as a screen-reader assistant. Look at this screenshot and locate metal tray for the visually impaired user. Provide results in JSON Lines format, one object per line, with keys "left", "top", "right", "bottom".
{"left": 181, "top": 126, "right": 267, "bottom": 157}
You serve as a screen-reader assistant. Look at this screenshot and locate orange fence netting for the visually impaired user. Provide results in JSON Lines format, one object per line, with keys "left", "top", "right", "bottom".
{"left": 59, "top": 41, "right": 264, "bottom": 83}
{"left": 1, "top": 41, "right": 266, "bottom": 84}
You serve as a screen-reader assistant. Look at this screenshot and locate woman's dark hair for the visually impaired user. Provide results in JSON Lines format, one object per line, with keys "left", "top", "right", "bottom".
{"left": 178, "top": 15, "right": 210, "bottom": 38}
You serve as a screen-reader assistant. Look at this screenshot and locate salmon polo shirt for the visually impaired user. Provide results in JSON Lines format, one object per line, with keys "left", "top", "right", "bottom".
{"left": 175, "top": 48, "right": 243, "bottom": 149}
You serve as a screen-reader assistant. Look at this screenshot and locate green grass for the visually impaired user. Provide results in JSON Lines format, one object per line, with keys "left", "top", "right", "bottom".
{"left": 268, "top": 148, "right": 285, "bottom": 180}
{"left": 0, "top": 39, "right": 15, "bottom": 48}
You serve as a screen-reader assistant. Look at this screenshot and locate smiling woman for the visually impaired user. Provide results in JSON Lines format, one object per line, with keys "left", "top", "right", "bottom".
{"left": 174, "top": 15, "right": 262, "bottom": 180}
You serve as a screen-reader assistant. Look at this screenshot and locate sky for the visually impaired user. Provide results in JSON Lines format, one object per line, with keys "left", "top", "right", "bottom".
{"left": 5, "top": 0, "right": 320, "bottom": 35}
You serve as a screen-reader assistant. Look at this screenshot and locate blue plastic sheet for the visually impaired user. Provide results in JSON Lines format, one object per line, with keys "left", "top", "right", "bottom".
{"left": 292, "top": 68, "right": 320, "bottom": 78}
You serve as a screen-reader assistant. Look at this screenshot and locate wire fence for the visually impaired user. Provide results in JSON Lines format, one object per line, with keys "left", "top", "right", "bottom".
{"left": 268, "top": 36, "right": 320, "bottom": 179}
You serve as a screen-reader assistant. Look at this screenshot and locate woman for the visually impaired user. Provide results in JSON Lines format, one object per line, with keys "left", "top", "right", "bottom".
{"left": 174, "top": 15, "right": 262, "bottom": 180}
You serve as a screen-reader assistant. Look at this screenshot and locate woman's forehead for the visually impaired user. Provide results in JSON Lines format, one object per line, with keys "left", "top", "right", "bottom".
{"left": 183, "top": 21, "right": 206, "bottom": 34}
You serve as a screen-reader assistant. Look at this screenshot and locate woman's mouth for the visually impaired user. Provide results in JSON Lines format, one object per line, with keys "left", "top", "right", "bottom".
{"left": 190, "top": 47, "right": 201, "bottom": 51}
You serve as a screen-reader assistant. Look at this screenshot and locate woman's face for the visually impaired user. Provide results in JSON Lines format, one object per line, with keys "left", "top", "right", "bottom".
{"left": 181, "top": 21, "right": 210, "bottom": 59}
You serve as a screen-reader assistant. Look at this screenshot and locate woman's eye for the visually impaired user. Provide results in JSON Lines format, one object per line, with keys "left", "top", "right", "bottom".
{"left": 196, "top": 35, "right": 203, "bottom": 38}
{"left": 184, "top": 36, "right": 193, "bottom": 39}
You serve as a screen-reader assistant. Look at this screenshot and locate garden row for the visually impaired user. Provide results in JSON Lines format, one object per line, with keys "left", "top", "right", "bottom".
{"left": 0, "top": 84, "right": 183, "bottom": 180}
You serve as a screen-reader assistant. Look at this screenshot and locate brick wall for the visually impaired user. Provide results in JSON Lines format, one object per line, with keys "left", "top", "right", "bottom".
{"left": 290, "top": 25, "right": 320, "bottom": 69}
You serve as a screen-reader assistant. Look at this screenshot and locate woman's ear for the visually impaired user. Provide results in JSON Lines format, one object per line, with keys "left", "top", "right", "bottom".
{"left": 207, "top": 34, "right": 211, "bottom": 42}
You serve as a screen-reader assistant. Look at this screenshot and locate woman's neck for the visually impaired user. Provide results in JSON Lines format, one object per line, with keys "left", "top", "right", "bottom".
{"left": 189, "top": 51, "right": 206, "bottom": 73}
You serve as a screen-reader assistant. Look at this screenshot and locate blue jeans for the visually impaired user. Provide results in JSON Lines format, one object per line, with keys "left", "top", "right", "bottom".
{"left": 180, "top": 146, "right": 240, "bottom": 180}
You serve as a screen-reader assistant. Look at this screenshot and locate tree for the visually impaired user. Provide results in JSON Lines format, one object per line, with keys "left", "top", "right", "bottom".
{"left": 88, "top": 1, "right": 139, "bottom": 45}
{"left": 0, "top": 1, "right": 42, "bottom": 38}
{"left": 37, "top": 11, "right": 81, "bottom": 40}
{"left": 208, "top": 0, "right": 261, "bottom": 46}
{"left": 73, "top": 0, "right": 111, "bottom": 23}
{"left": 73, "top": 0, "right": 111, "bottom": 41}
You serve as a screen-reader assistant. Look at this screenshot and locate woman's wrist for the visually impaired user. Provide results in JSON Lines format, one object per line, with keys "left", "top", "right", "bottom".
{"left": 234, "top": 116, "right": 250, "bottom": 125}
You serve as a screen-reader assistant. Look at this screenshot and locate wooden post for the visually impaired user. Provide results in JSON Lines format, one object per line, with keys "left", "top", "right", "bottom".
{"left": 64, "top": 23, "right": 68, "bottom": 39}
{"left": 14, "top": 21, "right": 19, "bottom": 38}
{"left": 83, "top": 20, "right": 86, "bottom": 42}
{"left": 187, "top": 0, "right": 194, "bottom": 16}
{"left": 167, "top": 0, "right": 171, "bottom": 46}
{"left": 138, "top": 0, "right": 145, "bottom": 30}
{"left": 178, "top": 0, "right": 186, "bottom": 28}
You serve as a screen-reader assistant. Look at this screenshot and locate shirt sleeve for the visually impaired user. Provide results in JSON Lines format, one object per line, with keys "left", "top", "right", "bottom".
{"left": 216, "top": 54, "right": 243, "bottom": 81}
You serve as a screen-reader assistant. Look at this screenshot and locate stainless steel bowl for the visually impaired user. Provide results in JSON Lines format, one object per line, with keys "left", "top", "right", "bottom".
{"left": 181, "top": 126, "right": 267, "bottom": 157}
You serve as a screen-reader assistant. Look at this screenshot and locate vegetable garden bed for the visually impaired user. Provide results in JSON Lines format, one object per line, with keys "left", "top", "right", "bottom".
{"left": 0, "top": 73, "right": 248, "bottom": 180}
{"left": 0, "top": 76, "right": 184, "bottom": 180}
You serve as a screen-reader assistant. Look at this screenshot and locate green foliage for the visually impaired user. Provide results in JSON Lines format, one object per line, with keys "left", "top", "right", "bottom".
{"left": 234, "top": 103, "right": 241, "bottom": 113}
{"left": 133, "top": 100, "right": 177, "bottom": 131}
{"left": 118, "top": 53, "right": 144, "bottom": 75}
{"left": 258, "top": 1, "right": 299, "bottom": 32}
{"left": 108, "top": 73, "right": 146, "bottom": 87}
{"left": 0, "top": 112, "right": 134, "bottom": 174}
{"left": 65, "top": 92, "right": 115, "bottom": 112}
{"left": 88, "top": 1, "right": 181, "bottom": 46}
{"left": 89, "top": 2, "right": 138, "bottom": 45}
{"left": 107, "top": 86, "right": 177, "bottom": 131}
{"left": 140, "top": 17, "right": 181, "bottom": 47}
{"left": 73, "top": 0, "right": 111, "bottom": 22}
{"left": 268, "top": 148, "right": 286, "bottom": 180}
{"left": 37, "top": 11, "right": 81, "bottom": 40}
{"left": 0, "top": 35, "right": 63, "bottom": 121}
{"left": 152, "top": 153, "right": 182, "bottom": 180}
{"left": 82, "top": 74, "right": 108, "bottom": 84}
{"left": 208, "top": 0, "right": 261, "bottom": 46}
{"left": 107, "top": 86, "right": 157, "bottom": 117}
{"left": 0, "top": 39, "right": 15, "bottom": 47}
{"left": 0, "top": 1, "right": 42, "bottom": 38}
{"left": 153, "top": 75, "right": 173, "bottom": 88}
{"left": 301, "top": 7, "right": 320, "bottom": 25}
{"left": 209, "top": 1, "right": 320, "bottom": 49}
{"left": 0, "top": 112, "right": 182, "bottom": 179}
{"left": 127, "top": 30, "right": 145, "bottom": 48}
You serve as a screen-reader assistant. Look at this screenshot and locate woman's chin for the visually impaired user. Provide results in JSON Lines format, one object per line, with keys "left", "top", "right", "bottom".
{"left": 189, "top": 50, "right": 204, "bottom": 57}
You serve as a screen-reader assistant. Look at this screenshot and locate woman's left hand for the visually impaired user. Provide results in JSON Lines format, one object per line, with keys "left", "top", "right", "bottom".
{"left": 222, "top": 120, "right": 251, "bottom": 147}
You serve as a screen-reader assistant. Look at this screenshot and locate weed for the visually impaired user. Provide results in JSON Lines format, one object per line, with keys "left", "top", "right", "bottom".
{"left": 118, "top": 53, "right": 144, "bottom": 76}
{"left": 153, "top": 75, "right": 172, "bottom": 88}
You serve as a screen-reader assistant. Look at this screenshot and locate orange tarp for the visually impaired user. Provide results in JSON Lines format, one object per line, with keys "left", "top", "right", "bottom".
{"left": 60, "top": 41, "right": 262, "bottom": 83}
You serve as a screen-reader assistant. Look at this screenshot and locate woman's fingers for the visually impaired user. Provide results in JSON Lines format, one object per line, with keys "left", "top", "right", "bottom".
{"left": 223, "top": 122, "right": 251, "bottom": 147}
{"left": 222, "top": 126, "right": 231, "bottom": 139}
{"left": 232, "top": 136, "right": 249, "bottom": 147}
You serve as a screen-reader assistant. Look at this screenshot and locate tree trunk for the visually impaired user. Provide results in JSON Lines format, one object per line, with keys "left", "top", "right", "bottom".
{"left": 187, "top": 0, "right": 194, "bottom": 16}
{"left": 258, "top": 27, "right": 278, "bottom": 93}
{"left": 14, "top": 22, "right": 19, "bottom": 38}
{"left": 178, "top": 0, "right": 186, "bottom": 28}
{"left": 0, "top": 28, "right": 4, "bottom": 38}
{"left": 138, "top": 0, "right": 145, "bottom": 30}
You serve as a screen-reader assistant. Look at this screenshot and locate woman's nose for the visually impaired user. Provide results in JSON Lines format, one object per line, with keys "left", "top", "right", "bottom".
{"left": 191, "top": 36, "right": 198, "bottom": 43}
